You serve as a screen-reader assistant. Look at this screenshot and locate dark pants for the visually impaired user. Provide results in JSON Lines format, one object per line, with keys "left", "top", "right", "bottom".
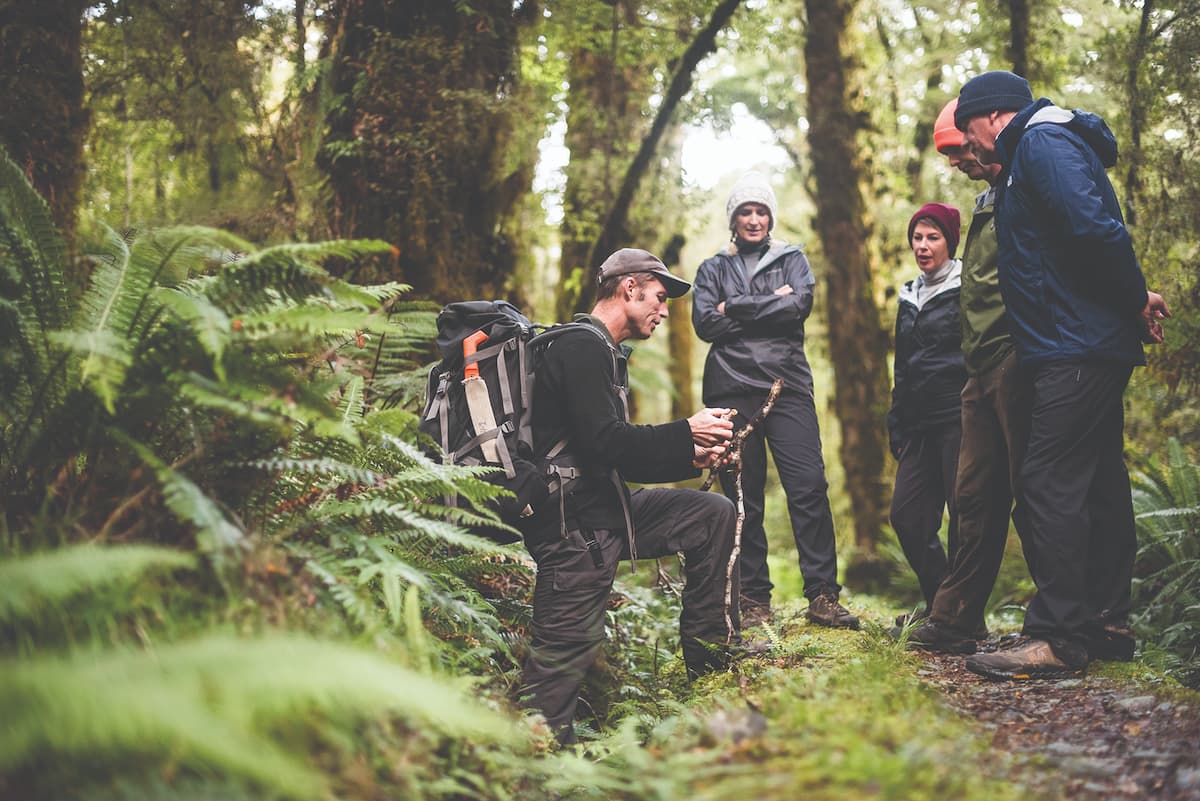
{"left": 714, "top": 387, "right": 839, "bottom": 603}
{"left": 1019, "top": 362, "right": 1135, "bottom": 667}
{"left": 519, "top": 488, "right": 738, "bottom": 743}
{"left": 931, "top": 350, "right": 1034, "bottom": 631}
{"left": 890, "top": 421, "right": 961, "bottom": 609}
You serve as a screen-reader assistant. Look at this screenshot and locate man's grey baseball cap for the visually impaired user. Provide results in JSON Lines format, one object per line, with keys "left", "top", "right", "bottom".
{"left": 596, "top": 248, "right": 691, "bottom": 298}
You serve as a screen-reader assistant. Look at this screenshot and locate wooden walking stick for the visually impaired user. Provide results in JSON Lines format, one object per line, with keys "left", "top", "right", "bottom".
{"left": 702, "top": 379, "right": 784, "bottom": 643}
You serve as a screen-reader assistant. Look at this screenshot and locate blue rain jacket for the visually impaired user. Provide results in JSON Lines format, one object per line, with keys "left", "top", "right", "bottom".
{"left": 993, "top": 98, "right": 1148, "bottom": 367}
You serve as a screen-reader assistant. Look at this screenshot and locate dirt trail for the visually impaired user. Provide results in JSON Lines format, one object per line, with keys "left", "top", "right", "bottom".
{"left": 914, "top": 645, "right": 1200, "bottom": 800}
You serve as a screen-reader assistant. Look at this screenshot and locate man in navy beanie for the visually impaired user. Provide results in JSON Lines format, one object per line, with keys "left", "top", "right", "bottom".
{"left": 952, "top": 70, "right": 1170, "bottom": 680}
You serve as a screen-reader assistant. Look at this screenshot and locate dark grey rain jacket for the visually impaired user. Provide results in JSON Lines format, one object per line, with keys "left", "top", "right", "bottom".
{"left": 692, "top": 241, "right": 816, "bottom": 402}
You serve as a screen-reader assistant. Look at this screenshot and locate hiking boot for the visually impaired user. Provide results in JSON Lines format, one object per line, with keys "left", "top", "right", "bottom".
{"left": 683, "top": 638, "right": 773, "bottom": 680}
{"left": 740, "top": 598, "right": 773, "bottom": 629}
{"left": 1084, "top": 623, "right": 1136, "bottom": 662}
{"left": 904, "top": 620, "right": 978, "bottom": 654}
{"left": 806, "top": 593, "right": 859, "bottom": 630}
{"left": 894, "top": 608, "right": 930, "bottom": 628}
{"left": 965, "top": 639, "right": 1086, "bottom": 681}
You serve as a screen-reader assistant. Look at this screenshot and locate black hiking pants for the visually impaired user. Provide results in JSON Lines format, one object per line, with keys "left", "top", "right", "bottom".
{"left": 712, "top": 386, "right": 840, "bottom": 604}
{"left": 1019, "top": 362, "right": 1135, "bottom": 667}
{"left": 930, "top": 350, "right": 1035, "bottom": 632}
{"left": 890, "top": 419, "right": 961, "bottom": 610}
{"left": 519, "top": 487, "right": 739, "bottom": 744}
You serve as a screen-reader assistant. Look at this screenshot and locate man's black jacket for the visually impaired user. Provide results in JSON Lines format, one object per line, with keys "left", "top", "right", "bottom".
{"left": 528, "top": 314, "right": 698, "bottom": 532}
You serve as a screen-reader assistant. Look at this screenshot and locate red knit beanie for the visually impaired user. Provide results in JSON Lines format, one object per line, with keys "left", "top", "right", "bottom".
{"left": 908, "top": 203, "right": 961, "bottom": 258}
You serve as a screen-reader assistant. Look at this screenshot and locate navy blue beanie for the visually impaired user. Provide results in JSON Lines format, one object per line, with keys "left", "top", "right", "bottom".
{"left": 954, "top": 71, "right": 1033, "bottom": 131}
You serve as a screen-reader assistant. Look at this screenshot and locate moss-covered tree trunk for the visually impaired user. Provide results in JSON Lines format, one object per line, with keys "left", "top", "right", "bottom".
{"left": 319, "top": 0, "right": 536, "bottom": 303}
{"left": 555, "top": 3, "right": 649, "bottom": 322}
{"left": 0, "top": 1, "right": 88, "bottom": 279}
{"left": 803, "top": 0, "right": 891, "bottom": 588}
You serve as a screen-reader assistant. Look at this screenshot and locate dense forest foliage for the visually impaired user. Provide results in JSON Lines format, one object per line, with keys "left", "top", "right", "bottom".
{"left": 1, "top": 1, "right": 1198, "bottom": 798}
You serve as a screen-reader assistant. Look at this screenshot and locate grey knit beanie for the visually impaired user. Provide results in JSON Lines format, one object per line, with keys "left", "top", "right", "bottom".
{"left": 726, "top": 171, "right": 777, "bottom": 231}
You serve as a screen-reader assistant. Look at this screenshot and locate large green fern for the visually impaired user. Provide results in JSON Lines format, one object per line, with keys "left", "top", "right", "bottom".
{"left": 0, "top": 635, "right": 517, "bottom": 800}
{"left": 1131, "top": 438, "right": 1200, "bottom": 686}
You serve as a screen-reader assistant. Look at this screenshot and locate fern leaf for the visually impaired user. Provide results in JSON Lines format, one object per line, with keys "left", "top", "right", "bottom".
{"left": 0, "top": 544, "right": 195, "bottom": 625}
{"left": 0, "top": 635, "right": 516, "bottom": 800}
{"left": 123, "top": 439, "right": 246, "bottom": 554}
{"left": 154, "top": 287, "right": 232, "bottom": 380}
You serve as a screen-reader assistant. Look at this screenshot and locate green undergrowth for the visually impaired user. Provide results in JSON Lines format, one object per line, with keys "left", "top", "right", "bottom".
{"left": 549, "top": 596, "right": 1038, "bottom": 801}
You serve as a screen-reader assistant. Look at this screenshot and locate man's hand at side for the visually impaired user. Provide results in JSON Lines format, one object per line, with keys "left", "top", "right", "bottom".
{"left": 1140, "top": 290, "right": 1171, "bottom": 344}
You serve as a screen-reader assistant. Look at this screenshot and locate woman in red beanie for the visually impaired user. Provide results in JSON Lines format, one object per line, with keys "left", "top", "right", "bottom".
{"left": 887, "top": 203, "right": 968, "bottom": 624}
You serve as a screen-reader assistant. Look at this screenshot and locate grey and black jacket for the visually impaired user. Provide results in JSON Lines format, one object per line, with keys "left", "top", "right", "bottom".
{"left": 887, "top": 261, "right": 967, "bottom": 457}
{"left": 692, "top": 240, "right": 816, "bottom": 402}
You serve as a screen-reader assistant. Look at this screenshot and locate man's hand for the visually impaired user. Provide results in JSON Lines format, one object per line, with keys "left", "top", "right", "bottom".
{"left": 693, "top": 443, "right": 727, "bottom": 469}
{"left": 774, "top": 284, "right": 794, "bottom": 296}
{"left": 716, "top": 300, "right": 726, "bottom": 314}
{"left": 688, "top": 407, "right": 735, "bottom": 447}
{"left": 1140, "top": 290, "right": 1171, "bottom": 345}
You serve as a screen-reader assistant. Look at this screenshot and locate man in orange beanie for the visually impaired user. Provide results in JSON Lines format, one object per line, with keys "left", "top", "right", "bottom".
{"left": 898, "top": 97, "right": 1036, "bottom": 654}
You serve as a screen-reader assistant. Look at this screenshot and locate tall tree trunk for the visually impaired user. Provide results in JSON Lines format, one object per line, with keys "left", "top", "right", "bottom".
{"left": 1008, "top": 0, "right": 1030, "bottom": 77}
{"left": 571, "top": 0, "right": 743, "bottom": 315}
{"left": 1124, "top": 0, "right": 1155, "bottom": 227}
{"left": 803, "top": 0, "right": 891, "bottom": 587}
{"left": 0, "top": 1, "right": 88, "bottom": 282}
{"left": 556, "top": 3, "right": 646, "bottom": 322}
{"left": 319, "top": 0, "right": 536, "bottom": 303}
{"left": 663, "top": 233, "right": 694, "bottom": 421}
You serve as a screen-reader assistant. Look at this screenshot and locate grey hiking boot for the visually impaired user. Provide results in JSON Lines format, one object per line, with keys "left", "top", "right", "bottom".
{"left": 806, "top": 593, "right": 859, "bottom": 630}
{"left": 965, "top": 638, "right": 1086, "bottom": 680}
{"left": 903, "top": 620, "right": 978, "bottom": 654}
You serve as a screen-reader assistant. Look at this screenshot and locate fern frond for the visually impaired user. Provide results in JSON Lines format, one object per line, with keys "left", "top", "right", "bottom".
{"left": 0, "top": 635, "right": 516, "bottom": 800}
{"left": 154, "top": 288, "right": 232, "bottom": 380}
{"left": 0, "top": 148, "right": 70, "bottom": 336}
{"left": 123, "top": 438, "right": 246, "bottom": 555}
{"left": 247, "top": 456, "right": 379, "bottom": 487}
{"left": 0, "top": 544, "right": 196, "bottom": 625}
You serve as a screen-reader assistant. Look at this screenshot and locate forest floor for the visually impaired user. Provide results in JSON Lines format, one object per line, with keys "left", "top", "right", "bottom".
{"left": 916, "top": 644, "right": 1200, "bottom": 800}
{"left": 658, "top": 595, "right": 1200, "bottom": 801}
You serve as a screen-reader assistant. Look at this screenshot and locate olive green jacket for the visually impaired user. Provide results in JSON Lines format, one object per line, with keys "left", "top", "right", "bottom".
{"left": 960, "top": 186, "right": 1014, "bottom": 375}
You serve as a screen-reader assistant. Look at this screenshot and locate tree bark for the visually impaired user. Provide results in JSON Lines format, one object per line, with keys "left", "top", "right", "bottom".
{"left": 319, "top": 0, "right": 536, "bottom": 303}
{"left": 803, "top": 0, "right": 891, "bottom": 586}
{"left": 662, "top": 233, "right": 694, "bottom": 421}
{"left": 1124, "top": 0, "right": 1155, "bottom": 227}
{"left": 0, "top": 1, "right": 88, "bottom": 279}
{"left": 1008, "top": 0, "right": 1030, "bottom": 77}
{"left": 556, "top": 4, "right": 647, "bottom": 321}
{"left": 572, "top": 0, "right": 743, "bottom": 315}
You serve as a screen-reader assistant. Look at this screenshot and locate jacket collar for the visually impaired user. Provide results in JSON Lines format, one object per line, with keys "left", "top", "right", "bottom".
{"left": 722, "top": 239, "right": 802, "bottom": 276}
{"left": 994, "top": 98, "right": 1119, "bottom": 169}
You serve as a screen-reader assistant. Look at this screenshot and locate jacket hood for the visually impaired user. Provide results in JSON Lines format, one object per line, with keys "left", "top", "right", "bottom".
{"left": 721, "top": 239, "right": 802, "bottom": 275}
{"left": 997, "top": 98, "right": 1118, "bottom": 168}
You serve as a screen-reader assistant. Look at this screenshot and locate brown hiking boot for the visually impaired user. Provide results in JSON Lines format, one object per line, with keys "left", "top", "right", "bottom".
{"left": 903, "top": 620, "right": 978, "bottom": 654}
{"left": 806, "top": 593, "right": 859, "bottom": 630}
{"left": 965, "top": 639, "right": 1086, "bottom": 680}
{"left": 740, "top": 598, "right": 773, "bottom": 628}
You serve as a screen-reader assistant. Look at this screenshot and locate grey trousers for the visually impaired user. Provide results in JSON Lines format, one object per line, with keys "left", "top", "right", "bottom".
{"left": 519, "top": 487, "right": 739, "bottom": 743}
